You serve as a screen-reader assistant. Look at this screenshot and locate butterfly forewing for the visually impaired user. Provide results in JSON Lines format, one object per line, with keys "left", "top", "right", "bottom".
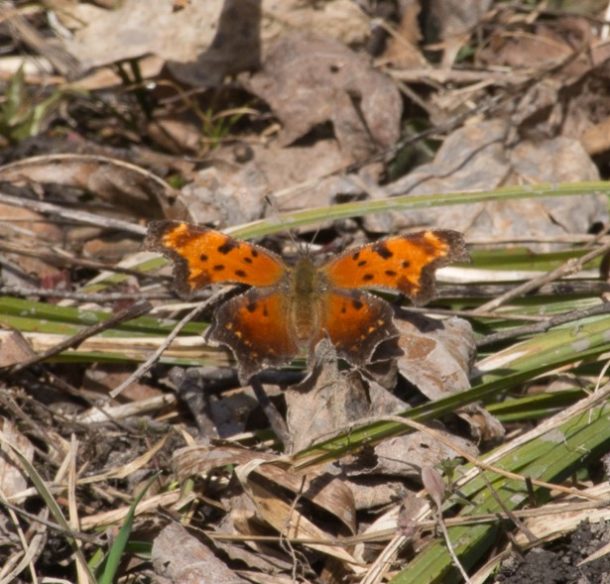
{"left": 322, "top": 230, "right": 468, "bottom": 304}
{"left": 146, "top": 221, "right": 287, "bottom": 295}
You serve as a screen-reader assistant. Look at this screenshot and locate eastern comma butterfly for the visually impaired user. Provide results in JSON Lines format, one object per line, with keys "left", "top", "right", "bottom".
{"left": 146, "top": 221, "right": 468, "bottom": 382}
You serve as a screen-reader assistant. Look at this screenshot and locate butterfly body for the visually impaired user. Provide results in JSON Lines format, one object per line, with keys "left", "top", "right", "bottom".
{"left": 146, "top": 221, "right": 468, "bottom": 382}
{"left": 287, "top": 256, "right": 325, "bottom": 343}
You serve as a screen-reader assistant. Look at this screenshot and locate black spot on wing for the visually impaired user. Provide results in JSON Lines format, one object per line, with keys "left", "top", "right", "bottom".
{"left": 217, "top": 239, "right": 239, "bottom": 254}
{"left": 213, "top": 264, "right": 225, "bottom": 271}
{"left": 352, "top": 299, "right": 363, "bottom": 310}
{"left": 246, "top": 301, "right": 257, "bottom": 312}
{"left": 362, "top": 274, "right": 374, "bottom": 282}
{"left": 374, "top": 242, "right": 393, "bottom": 259}
{"left": 235, "top": 269, "right": 247, "bottom": 278}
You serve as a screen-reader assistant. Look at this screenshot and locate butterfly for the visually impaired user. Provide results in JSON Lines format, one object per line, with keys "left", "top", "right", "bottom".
{"left": 146, "top": 221, "right": 468, "bottom": 383}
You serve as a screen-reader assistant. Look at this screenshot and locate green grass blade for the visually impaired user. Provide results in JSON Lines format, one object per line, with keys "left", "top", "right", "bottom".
{"left": 95, "top": 473, "right": 159, "bottom": 584}
{"left": 390, "top": 402, "right": 610, "bottom": 583}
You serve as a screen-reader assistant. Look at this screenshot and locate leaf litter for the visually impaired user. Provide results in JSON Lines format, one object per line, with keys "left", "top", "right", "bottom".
{"left": 2, "top": 1, "right": 610, "bottom": 583}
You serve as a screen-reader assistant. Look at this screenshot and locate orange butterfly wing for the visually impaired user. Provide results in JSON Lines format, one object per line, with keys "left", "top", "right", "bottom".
{"left": 320, "top": 290, "right": 398, "bottom": 366}
{"left": 322, "top": 230, "right": 468, "bottom": 304}
{"left": 209, "top": 289, "right": 299, "bottom": 382}
{"left": 146, "top": 221, "right": 287, "bottom": 295}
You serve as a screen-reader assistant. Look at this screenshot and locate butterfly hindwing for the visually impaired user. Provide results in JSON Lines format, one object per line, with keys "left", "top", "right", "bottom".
{"left": 322, "top": 230, "right": 468, "bottom": 304}
{"left": 146, "top": 221, "right": 287, "bottom": 296}
{"left": 321, "top": 290, "right": 398, "bottom": 367}
{"left": 209, "top": 288, "right": 299, "bottom": 383}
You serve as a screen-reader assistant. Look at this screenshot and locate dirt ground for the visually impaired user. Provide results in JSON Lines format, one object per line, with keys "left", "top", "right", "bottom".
{"left": 497, "top": 521, "right": 610, "bottom": 584}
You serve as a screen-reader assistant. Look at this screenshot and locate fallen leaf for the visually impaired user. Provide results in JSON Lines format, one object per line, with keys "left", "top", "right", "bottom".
{"left": 152, "top": 522, "right": 249, "bottom": 584}
{"left": 0, "top": 419, "right": 34, "bottom": 504}
{"left": 371, "top": 120, "right": 608, "bottom": 247}
{"left": 0, "top": 153, "right": 185, "bottom": 219}
{"left": 178, "top": 164, "right": 267, "bottom": 226}
{"left": 394, "top": 315, "right": 475, "bottom": 401}
{"left": 0, "top": 330, "right": 36, "bottom": 368}
{"left": 56, "top": 0, "right": 368, "bottom": 85}
{"left": 381, "top": 0, "right": 426, "bottom": 68}
{"left": 285, "top": 342, "right": 371, "bottom": 453}
{"left": 247, "top": 32, "right": 402, "bottom": 163}
{"left": 426, "top": 0, "right": 493, "bottom": 66}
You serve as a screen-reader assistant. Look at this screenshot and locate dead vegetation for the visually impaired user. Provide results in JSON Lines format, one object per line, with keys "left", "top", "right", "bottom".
{"left": 2, "top": 1, "right": 610, "bottom": 583}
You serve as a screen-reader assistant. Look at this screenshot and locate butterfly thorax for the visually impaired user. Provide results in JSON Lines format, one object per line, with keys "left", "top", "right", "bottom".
{"left": 287, "top": 256, "right": 328, "bottom": 342}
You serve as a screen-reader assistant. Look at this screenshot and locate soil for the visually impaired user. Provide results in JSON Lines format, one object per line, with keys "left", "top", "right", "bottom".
{"left": 495, "top": 520, "right": 610, "bottom": 584}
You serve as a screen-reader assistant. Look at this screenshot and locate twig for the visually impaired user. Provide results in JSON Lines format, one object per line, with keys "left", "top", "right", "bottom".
{"left": 250, "top": 375, "right": 290, "bottom": 445}
{"left": 0, "top": 286, "right": 174, "bottom": 302}
{"left": 109, "top": 295, "right": 217, "bottom": 398}
{"left": 0, "top": 191, "right": 145, "bottom": 235}
{"left": 441, "top": 280, "right": 610, "bottom": 300}
{"left": 4, "top": 300, "right": 151, "bottom": 373}
{"left": 0, "top": 494, "right": 99, "bottom": 544}
{"left": 478, "top": 471, "right": 537, "bottom": 544}
{"left": 434, "top": 507, "right": 472, "bottom": 582}
{"left": 477, "top": 301, "right": 610, "bottom": 347}
{"left": 473, "top": 240, "right": 610, "bottom": 313}
{"left": 376, "top": 416, "right": 602, "bottom": 501}
{"left": 0, "top": 2, "right": 81, "bottom": 77}
{"left": 0, "top": 240, "right": 164, "bottom": 278}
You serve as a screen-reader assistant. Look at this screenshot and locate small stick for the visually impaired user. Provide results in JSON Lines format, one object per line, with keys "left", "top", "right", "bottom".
{"left": 477, "top": 301, "right": 610, "bottom": 347}
{"left": 5, "top": 300, "right": 151, "bottom": 374}
{"left": 473, "top": 239, "right": 610, "bottom": 313}
{"left": 109, "top": 296, "right": 216, "bottom": 399}
{"left": 0, "top": 191, "right": 145, "bottom": 235}
{"left": 250, "top": 375, "right": 290, "bottom": 446}
{"left": 0, "top": 286, "right": 174, "bottom": 302}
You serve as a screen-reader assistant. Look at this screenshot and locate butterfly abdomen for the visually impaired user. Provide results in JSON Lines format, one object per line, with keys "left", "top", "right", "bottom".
{"left": 289, "top": 257, "right": 324, "bottom": 344}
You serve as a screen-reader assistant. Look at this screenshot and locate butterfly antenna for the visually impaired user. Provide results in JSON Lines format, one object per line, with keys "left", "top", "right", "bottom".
{"left": 304, "top": 223, "right": 326, "bottom": 260}
{"left": 264, "top": 193, "right": 302, "bottom": 256}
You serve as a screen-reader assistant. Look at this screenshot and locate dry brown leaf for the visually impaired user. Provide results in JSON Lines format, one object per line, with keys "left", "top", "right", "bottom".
{"left": 0, "top": 419, "right": 34, "bottom": 503}
{"left": 235, "top": 461, "right": 359, "bottom": 567}
{"left": 177, "top": 164, "right": 267, "bottom": 226}
{"left": 208, "top": 139, "right": 369, "bottom": 216}
{"left": 175, "top": 443, "right": 359, "bottom": 566}
{"left": 0, "top": 154, "right": 185, "bottom": 220}
{"left": 581, "top": 115, "right": 610, "bottom": 155}
{"left": 0, "top": 199, "right": 65, "bottom": 287}
{"left": 373, "top": 120, "right": 608, "bottom": 247}
{"left": 214, "top": 495, "right": 294, "bottom": 575}
{"left": 247, "top": 32, "right": 402, "bottom": 163}
{"left": 173, "top": 444, "right": 356, "bottom": 536}
{"left": 346, "top": 427, "right": 478, "bottom": 480}
{"left": 285, "top": 342, "right": 371, "bottom": 453}
{"left": 479, "top": 17, "right": 592, "bottom": 73}
{"left": 0, "top": 330, "right": 36, "bottom": 368}
{"left": 426, "top": 0, "right": 493, "bottom": 66}
{"left": 344, "top": 477, "right": 405, "bottom": 511}
{"left": 381, "top": 0, "right": 426, "bottom": 68}
{"left": 234, "top": 572, "right": 296, "bottom": 584}
{"left": 56, "top": 0, "right": 368, "bottom": 84}
{"left": 394, "top": 315, "right": 504, "bottom": 441}
{"left": 152, "top": 522, "right": 249, "bottom": 584}
{"left": 394, "top": 315, "right": 474, "bottom": 400}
